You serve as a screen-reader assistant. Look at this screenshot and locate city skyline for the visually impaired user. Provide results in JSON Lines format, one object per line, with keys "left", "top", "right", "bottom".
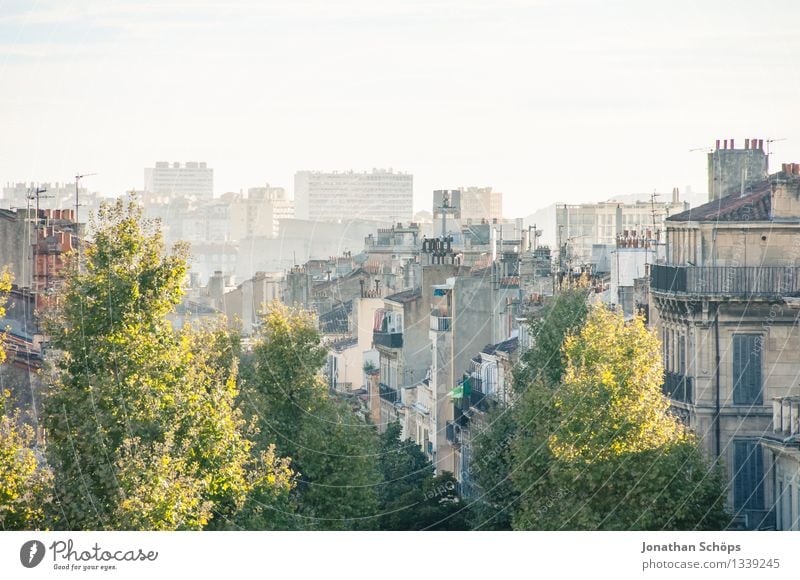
{"left": 2, "top": 1, "right": 800, "bottom": 217}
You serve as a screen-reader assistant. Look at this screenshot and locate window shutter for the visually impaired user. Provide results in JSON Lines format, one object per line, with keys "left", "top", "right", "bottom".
{"left": 733, "top": 334, "right": 763, "bottom": 405}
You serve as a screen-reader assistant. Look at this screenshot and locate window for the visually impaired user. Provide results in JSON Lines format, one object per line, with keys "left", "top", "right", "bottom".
{"left": 733, "top": 440, "right": 764, "bottom": 512}
{"left": 732, "top": 334, "right": 763, "bottom": 405}
{"left": 679, "top": 333, "right": 686, "bottom": 375}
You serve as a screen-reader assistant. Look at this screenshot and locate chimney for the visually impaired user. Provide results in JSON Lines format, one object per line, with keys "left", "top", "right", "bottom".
{"left": 730, "top": 138, "right": 735, "bottom": 149}
{"left": 758, "top": 139, "right": 764, "bottom": 150}
{"left": 745, "top": 138, "right": 750, "bottom": 149}
{"left": 724, "top": 139, "right": 728, "bottom": 149}
{"left": 783, "top": 163, "right": 788, "bottom": 173}
{"left": 672, "top": 187, "right": 680, "bottom": 204}
{"left": 715, "top": 139, "right": 720, "bottom": 150}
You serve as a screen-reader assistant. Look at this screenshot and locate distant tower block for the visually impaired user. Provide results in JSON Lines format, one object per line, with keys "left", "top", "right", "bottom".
{"left": 707, "top": 138, "right": 767, "bottom": 201}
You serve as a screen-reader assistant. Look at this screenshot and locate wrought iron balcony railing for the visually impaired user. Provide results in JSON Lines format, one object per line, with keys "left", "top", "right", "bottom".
{"left": 651, "top": 264, "right": 800, "bottom": 298}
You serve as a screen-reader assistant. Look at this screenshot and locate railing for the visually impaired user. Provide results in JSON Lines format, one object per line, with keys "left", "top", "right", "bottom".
{"left": 469, "top": 389, "right": 491, "bottom": 413}
{"left": 378, "top": 382, "right": 400, "bottom": 404}
{"left": 773, "top": 396, "right": 800, "bottom": 436}
{"left": 651, "top": 264, "right": 800, "bottom": 298}
{"left": 663, "top": 372, "right": 693, "bottom": 404}
{"left": 453, "top": 403, "right": 469, "bottom": 427}
{"left": 430, "top": 315, "right": 451, "bottom": 332}
{"left": 445, "top": 421, "right": 461, "bottom": 445}
{"left": 373, "top": 331, "right": 403, "bottom": 349}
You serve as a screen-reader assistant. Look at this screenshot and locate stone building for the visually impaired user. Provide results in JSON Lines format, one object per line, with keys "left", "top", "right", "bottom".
{"left": 650, "top": 163, "right": 800, "bottom": 529}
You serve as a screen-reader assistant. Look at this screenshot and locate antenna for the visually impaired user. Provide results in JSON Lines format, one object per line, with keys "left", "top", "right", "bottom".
{"left": 74, "top": 172, "right": 97, "bottom": 269}
{"left": 28, "top": 186, "right": 52, "bottom": 227}
{"left": 74, "top": 172, "right": 97, "bottom": 227}
{"left": 766, "top": 138, "right": 787, "bottom": 172}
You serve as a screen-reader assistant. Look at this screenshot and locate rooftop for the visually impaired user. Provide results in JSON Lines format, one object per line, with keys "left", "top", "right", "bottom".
{"left": 385, "top": 289, "right": 421, "bottom": 304}
{"left": 482, "top": 336, "right": 519, "bottom": 356}
{"left": 667, "top": 181, "right": 771, "bottom": 222}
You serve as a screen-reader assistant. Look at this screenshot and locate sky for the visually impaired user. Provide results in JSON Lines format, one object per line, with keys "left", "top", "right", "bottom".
{"left": 1, "top": 0, "right": 800, "bottom": 217}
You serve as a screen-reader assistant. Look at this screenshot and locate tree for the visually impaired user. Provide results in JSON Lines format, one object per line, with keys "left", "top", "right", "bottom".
{"left": 467, "top": 407, "right": 518, "bottom": 530}
{"left": 512, "top": 305, "right": 729, "bottom": 530}
{"left": 468, "top": 288, "right": 589, "bottom": 530}
{"left": 375, "top": 422, "right": 469, "bottom": 530}
{"left": 246, "top": 302, "right": 381, "bottom": 529}
{"left": 0, "top": 269, "right": 53, "bottom": 530}
{"left": 43, "top": 198, "right": 293, "bottom": 530}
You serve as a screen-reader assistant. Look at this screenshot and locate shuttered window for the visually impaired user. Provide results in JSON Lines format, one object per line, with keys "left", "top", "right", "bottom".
{"left": 733, "top": 440, "right": 764, "bottom": 511}
{"left": 732, "top": 334, "right": 762, "bottom": 405}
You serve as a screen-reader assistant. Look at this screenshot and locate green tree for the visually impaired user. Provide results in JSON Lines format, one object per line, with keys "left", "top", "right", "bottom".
{"left": 376, "top": 422, "right": 469, "bottom": 530}
{"left": 468, "top": 288, "right": 588, "bottom": 530}
{"left": 0, "top": 269, "right": 53, "bottom": 530}
{"left": 467, "top": 407, "right": 518, "bottom": 530}
{"left": 512, "top": 305, "right": 729, "bottom": 530}
{"left": 246, "top": 302, "right": 381, "bottom": 529}
{"left": 43, "top": 198, "right": 293, "bottom": 530}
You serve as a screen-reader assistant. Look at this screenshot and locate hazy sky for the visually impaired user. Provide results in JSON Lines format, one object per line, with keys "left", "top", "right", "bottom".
{"left": 2, "top": 0, "right": 800, "bottom": 217}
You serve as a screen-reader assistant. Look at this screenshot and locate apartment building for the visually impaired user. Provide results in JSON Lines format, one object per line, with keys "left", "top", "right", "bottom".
{"left": 556, "top": 193, "right": 687, "bottom": 267}
{"left": 294, "top": 169, "right": 413, "bottom": 224}
{"left": 144, "top": 161, "right": 213, "bottom": 199}
{"left": 650, "top": 164, "right": 800, "bottom": 529}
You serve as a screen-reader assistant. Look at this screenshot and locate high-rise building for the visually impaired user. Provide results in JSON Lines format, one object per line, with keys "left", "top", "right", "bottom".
{"left": 458, "top": 186, "right": 503, "bottom": 223}
{"left": 294, "top": 169, "right": 413, "bottom": 223}
{"left": 144, "top": 161, "right": 213, "bottom": 199}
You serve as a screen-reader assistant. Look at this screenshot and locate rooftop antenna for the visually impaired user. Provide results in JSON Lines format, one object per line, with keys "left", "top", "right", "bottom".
{"left": 648, "top": 190, "right": 661, "bottom": 265}
{"left": 74, "top": 172, "right": 97, "bottom": 268}
{"left": 74, "top": 172, "right": 97, "bottom": 227}
{"left": 766, "top": 138, "right": 787, "bottom": 172}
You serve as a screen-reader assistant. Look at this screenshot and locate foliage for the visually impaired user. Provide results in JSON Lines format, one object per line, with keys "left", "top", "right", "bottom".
{"left": 376, "top": 422, "right": 469, "bottom": 530}
{"left": 246, "top": 302, "right": 381, "bottom": 529}
{"left": 515, "top": 287, "right": 589, "bottom": 388}
{"left": 42, "top": 198, "right": 294, "bottom": 530}
{"left": 0, "top": 390, "right": 53, "bottom": 530}
{"left": 469, "top": 288, "right": 588, "bottom": 530}
{"left": 0, "top": 270, "right": 53, "bottom": 530}
{"left": 467, "top": 407, "right": 518, "bottom": 530}
{"left": 512, "top": 305, "right": 728, "bottom": 530}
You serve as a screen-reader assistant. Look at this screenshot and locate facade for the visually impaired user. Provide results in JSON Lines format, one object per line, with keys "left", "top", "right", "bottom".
{"left": 555, "top": 194, "right": 687, "bottom": 267}
{"left": 2, "top": 182, "right": 87, "bottom": 211}
{"left": 218, "top": 271, "right": 284, "bottom": 335}
{"left": 294, "top": 169, "right": 413, "bottom": 224}
{"left": 144, "top": 161, "right": 213, "bottom": 199}
{"left": 459, "top": 186, "right": 503, "bottom": 224}
{"left": 761, "top": 395, "right": 800, "bottom": 530}
{"left": 708, "top": 138, "right": 768, "bottom": 202}
{"left": 228, "top": 186, "right": 294, "bottom": 240}
{"left": 451, "top": 336, "right": 520, "bottom": 497}
{"left": 650, "top": 164, "right": 800, "bottom": 529}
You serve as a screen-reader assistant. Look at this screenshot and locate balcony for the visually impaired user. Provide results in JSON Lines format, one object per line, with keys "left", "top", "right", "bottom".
{"left": 663, "top": 372, "right": 693, "bottom": 404}
{"left": 773, "top": 396, "right": 800, "bottom": 437}
{"left": 373, "top": 331, "right": 403, "bottom": 349}
{"left": 446, "top": 421, "right": 461, "bottom": 445}
{"left": 469, "top": 388, "right": 491, "bottom": 413}
{"left": 651, "top": 264, "right": 800, "bottom": 299}
{"left": 379, "top": 382, "right": 400, "bottom": 404}
{"left": 430, "top": 313, "right": 451, "bottom": 332}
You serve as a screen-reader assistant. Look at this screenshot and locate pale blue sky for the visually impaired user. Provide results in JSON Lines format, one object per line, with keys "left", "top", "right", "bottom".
{"left": 1, "top": 0, "right": 799, "bottom": 216}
